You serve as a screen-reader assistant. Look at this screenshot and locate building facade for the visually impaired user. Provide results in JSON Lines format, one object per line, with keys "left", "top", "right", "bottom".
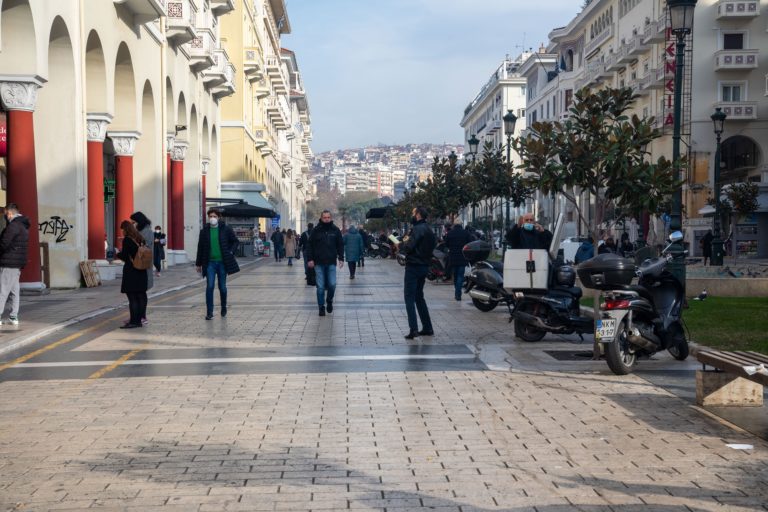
{"left": 521, "top": 0, "right": 768, "bottom": 256}
{"left": 0, "top": 0, "right": 235, "bottom": 289}
{"left": 218, "top": 0, "right": 312, "bottom": 234}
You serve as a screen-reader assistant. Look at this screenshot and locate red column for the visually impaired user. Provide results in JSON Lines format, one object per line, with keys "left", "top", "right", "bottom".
{"left": 170, "top": 159, "right": 185, "bottom": 250}
{"left": 86, "top": 114, "right": 111, "bottom": 259}
{"left": 1, "top": 78, "right": 45, "bottom": 286}
{"left": 5, "top": 109, "right": 42, "bottom": 284}
{"left": 108, "top": 132, "right": 139, "bottom": 249}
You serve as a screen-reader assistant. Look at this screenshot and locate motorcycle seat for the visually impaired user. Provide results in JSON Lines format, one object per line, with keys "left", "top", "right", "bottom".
{"left": 622, "top": 284, "right": 655, "bottom": 304}
{"left": 550, "top": 286, "right": 583, "bottom": 299}
{"left": 489, "top": 260, "right": 503, "bottom": 273}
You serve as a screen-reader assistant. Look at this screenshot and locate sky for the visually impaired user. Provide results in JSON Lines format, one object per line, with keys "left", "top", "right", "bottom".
{"left": 282, "top": 0, "right": 582, "bottom": 153}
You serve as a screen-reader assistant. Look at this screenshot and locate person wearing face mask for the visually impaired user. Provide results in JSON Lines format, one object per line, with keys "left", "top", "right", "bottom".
{"left": 0, "top": 204, "right": 30, "bottom": 326}
{"left": 152, "top": 225, "right": 166, "bottom": 276}
{"left": 195, "top": 208, "right": 240, "bottom": 320}
{"left": 505, "top": 213, "right": 553, "bottom": 250}
{"left": 399, "top": 206, "right": 437, "bottom": 339}
{"left": 306, "top": 210, "right": 344, "bottom": 316}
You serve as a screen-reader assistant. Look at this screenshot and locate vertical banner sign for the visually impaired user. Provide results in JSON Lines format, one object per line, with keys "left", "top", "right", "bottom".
{"left": 0, "top": 111, "right": 7, "bottom": 158}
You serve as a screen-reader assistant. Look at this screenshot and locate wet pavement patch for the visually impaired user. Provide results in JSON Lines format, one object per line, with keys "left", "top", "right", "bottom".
{"left": 544, "top": 350, "right": 602, "bottom": 361}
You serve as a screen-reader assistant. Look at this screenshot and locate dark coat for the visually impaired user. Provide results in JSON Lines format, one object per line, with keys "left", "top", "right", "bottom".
{"left": 270, "top": 230, "right": 284, "bottom": 248}
{"left": 306, "top": 221, "right": 344, "bottom": 265}
{"left": 401, "top": 219, "right": 436, "bottom": 266}
{"left": 195, "top": 223, "right": 240, "bottom": 275}
{"left": 117, "top": 237, "right": 148, "bottom": 294}
{"left": 153, "top": 231, "right": 166, "bottom": 260}
{"left": 701, "top": 232, "right": 714, "bottom": 257}
{"left": 445, "top": 225, "right": 472, "bottom": 267}
{"left": 299, "top": 230, "right": 310, "bottom": 253}
{"left": 0, "top": 215, "right": 30, "bottom": 269}
{"left": 505, "top": 224, "right": 553, "bottom": 250}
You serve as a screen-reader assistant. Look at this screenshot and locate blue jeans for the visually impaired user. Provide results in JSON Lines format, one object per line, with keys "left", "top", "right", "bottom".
{"left": 404, "top": 265, "right": 432, "bottom": 333}
{"left": 205, "top": 261, "right": 227, "bottom": 315}
{"left": 452, "top": 265, "right": 466, "bottom": 300}
{"left": 315, "top": 264, "right": 337, "bottom": 306}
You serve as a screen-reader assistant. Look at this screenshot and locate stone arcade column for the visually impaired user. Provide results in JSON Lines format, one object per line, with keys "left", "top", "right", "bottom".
{"left": 0, "top": 76, "right": 46, "bottom": 289}
{"left": 200, "top": 158, "right": 210, "bottom": 226}
{"left": 169, "top": 140, "right": 188, "bottom": 262}
{"left": 107, "top": 131, "right": 140, "bottom": 249}
{"left": 86, "top": 113, "right": 112, "bottom": 259}
{"left": 166, "top": 132, "right": 175, "bottom": 250}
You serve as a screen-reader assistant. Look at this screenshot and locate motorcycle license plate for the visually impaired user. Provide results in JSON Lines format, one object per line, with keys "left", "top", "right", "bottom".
{"left": 595, "top": 318, "right": 617, "bottom": 341}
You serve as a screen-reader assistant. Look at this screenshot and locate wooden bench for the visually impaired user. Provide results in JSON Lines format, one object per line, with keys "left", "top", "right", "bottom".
{"left": 696, "top": 349, "right": 767, "bottom": 407}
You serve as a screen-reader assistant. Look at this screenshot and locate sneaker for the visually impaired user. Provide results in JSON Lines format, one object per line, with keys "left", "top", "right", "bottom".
{"left": 205, "top": 314, "right": 213, "bottom": 320}
{"left": 319, "top": 306, "right": 326, "bottom": 317}
{"left": 9, "top": 316, "right": 19, "bottom": 326}
{"left": 326, "top": 301, "right": 333, "bottom": 313}
{"left": 221, "top": 306, "right": 228, "bottom": 318}
{"left": 141, "top": 317, "right": 148, "bottom": 326}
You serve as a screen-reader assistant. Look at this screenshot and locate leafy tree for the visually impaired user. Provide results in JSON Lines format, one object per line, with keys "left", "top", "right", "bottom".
{"left": 513, "top": 87, "right": 679, "bottom": 242}
{"left": 723, "top": 181, "right": 759, "bottom": 258}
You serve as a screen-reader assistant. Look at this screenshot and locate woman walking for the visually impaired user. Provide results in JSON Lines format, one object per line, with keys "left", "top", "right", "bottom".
{"left": 285, "top": 229, "right": 297, "bottom": 266}
{"left": 130, "top": 211, "right": 154, "bottom": 324}
{"left": 343, "top": 226, "right": 364, "bottom": 279}
{"left": 116, "top": 220, "right": 148, "bottom": 329}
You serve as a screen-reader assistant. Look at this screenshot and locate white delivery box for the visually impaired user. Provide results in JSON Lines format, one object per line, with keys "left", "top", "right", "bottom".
{"left": 503, "top": 249, "right": 550, "bottom": 292}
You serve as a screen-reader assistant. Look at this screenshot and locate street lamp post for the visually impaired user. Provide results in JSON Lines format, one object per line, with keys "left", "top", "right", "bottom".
{"left": 710, "top": 107, "right": 726, "bottom": 266}
{"left": 667, "top": 0, "right": 697, "bottom": 290}
{"left": 468, "top": 134, "right": 480, "bottom": 224}
{"left": 502, "top": 110, "right": 517, "bottom": 251}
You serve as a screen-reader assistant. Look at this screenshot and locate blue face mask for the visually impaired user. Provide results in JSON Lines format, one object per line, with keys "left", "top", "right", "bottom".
{"left": 523, "top": 223, "right": 534, "bottom": 231}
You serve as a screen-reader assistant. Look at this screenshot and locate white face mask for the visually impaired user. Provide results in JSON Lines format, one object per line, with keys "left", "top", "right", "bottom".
{"left": 209, "top": 217, "right": 219, "bottom": 227}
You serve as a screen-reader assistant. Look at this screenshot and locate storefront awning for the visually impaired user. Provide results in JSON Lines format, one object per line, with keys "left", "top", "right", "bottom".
{"left": 366, "top": 207, "right": 393, "bottom": 219}
{"left": 218, "top": 202, "right": 276, "bottom": 218}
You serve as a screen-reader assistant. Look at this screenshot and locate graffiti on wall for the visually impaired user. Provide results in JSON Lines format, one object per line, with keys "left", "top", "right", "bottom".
{"left": 39, "top": 216, "right": 74, "bottom": 243}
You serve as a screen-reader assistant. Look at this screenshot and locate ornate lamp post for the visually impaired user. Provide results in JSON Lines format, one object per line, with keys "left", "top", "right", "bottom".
{"left": 502, "top": 110, "right": 517, "bottom": 251}
{"left": 667, "top": 0, "right": 697, "bottom": 289}
{"left": 710, "top": 107, "right": 726, "bottom": 266}
{"left": 468, "top": 134, "right": 480, "bottom": 223}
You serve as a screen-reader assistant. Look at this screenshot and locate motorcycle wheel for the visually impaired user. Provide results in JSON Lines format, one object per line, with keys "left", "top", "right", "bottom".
{"left": 666, "top": 323, "right": 689, "bottom": 361}
{"left": 514, "top": 318, "right": 546, "bottom": 342}
{"left": 605, "top": 321, "right": 637, "bottom": 375}
{"left": 472, "top": 298, "right": 498, "bottom": 312}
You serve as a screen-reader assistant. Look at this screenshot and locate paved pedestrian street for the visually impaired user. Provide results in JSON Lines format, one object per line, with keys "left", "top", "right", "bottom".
{"left": 0, "top": 259, "right": 766, "bottom": 511}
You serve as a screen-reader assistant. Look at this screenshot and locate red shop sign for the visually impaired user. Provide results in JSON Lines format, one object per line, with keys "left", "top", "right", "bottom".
{"left": 0, "top": 111, "right": 6, "bottom": 158}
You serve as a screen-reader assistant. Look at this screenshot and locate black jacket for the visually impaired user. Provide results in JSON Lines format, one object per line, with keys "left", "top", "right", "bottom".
{"left": 195, "top": 223, "right": 240, "bottom": 275}
{"left": 0, "top": 215, "right": 30, "bottom": 269}
{"left": 306, "top": 221, "right": 344, "bottom": 265}
{"left": 445, "top": 225, "right": 472, "bottom": 267}
{"left": 270, "top": 230, "right": 284, "bottom": 247}
{"left": 401, "top": 219, "right": 436, "bottom": 266}
{"left": 117, "top": 237, "right": 148, "bottom": 294}
{"left": 299, "top": 230, "right": 310, "bottom": 253}
{"left": 505, "top": 224, "right": 553, "bottom": 250}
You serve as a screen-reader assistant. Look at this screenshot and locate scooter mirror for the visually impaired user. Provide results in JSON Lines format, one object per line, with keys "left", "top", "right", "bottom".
{"left": 668, "top": 231, "right": 684, "bottom": 243}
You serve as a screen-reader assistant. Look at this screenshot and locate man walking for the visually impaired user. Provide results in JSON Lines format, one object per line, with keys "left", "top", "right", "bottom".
{"left": 270, "top": 228, "right": 284, "bottom": 262}
{"left": 299, "top": 222, "right": 314, "bottom": 283}
{"left": 400, "top": 206, "right": 436, "bottom": 339}
{"left": 0, "top": 204, "right": 30, "bottom": 325}
{"left": 306, "top": 210, "right": 344, "bottom": 317}
{"left": 195, "top": 208, "right": 240, "bottom": 320}
{"left": 445, "top": 219, "right": 472, "bottom": 301}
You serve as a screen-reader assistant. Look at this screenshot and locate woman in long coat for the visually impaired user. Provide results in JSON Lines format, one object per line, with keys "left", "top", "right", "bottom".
{"left": 284, "top": 229, "right": 297, "bottom": 266}
{"left": 343, "top": 226, "right": 364, "bottom": 279}
{"left": 116, "top": 220, "right": 148, "bottom": 329}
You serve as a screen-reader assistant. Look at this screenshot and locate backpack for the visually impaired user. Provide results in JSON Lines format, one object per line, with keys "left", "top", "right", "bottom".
{"left": 131, "top": 239, "right": 153, "bottom": 270}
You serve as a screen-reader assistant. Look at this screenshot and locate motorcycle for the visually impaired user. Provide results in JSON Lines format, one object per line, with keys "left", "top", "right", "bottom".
{"left": 509, "top": 262, "right": 594, "bottom": 342}
{"left": 580, "top": 231, "right": 689, "bottom": 375}
{"left": 462, "top": 240, "right": 516, "bottom": 313}
{"left": 427, "top": 242, "right": 452, "bottom": 282}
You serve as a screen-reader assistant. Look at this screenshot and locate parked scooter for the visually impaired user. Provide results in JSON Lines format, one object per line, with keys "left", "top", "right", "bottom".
{"left": 579, "top": 231, "right": 689, "bottom": 375}
{"left": 462, "top": 240, "right": 516, "bottom": 312}
{"left": 427, "top": 242, "right": 452, "bottom": 282}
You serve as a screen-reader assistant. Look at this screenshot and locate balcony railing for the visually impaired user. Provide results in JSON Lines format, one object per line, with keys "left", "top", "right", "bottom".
{"left": 243, "top": 47, "right": 264, "bottom": 83}
{"left": 715, "top": 49, "right": 759, "bottom": 71}
{"left": 254, "top": 78, "right": 270, "bottom": 99}
{"left": 165, "top": 0, "right": 196, "bottom": 45}
{"left": 584, "top": 25, "right": 613, "bottom": 57}
{"left": 212, "top": 62, "right": 236, "bottom": 99}
{"left": 265, "top": 55, "right": 287, "bottom": 94}
{"left": 623, "top": 35, "right": 649, "bottom": 57}
{"left": 253, "top": 126, "right": 268, "bottom": 149}
{"left": 715, "top": 101, "right": 757, "bottom": 120}
{"left": 716, "top": 0, "right": 759, "bottom": 18}
{"left": 202, "top": 48, "right": 228, "bottom": 87}
{"left": 188, "top": 20, "right": 215, "bottom": 72}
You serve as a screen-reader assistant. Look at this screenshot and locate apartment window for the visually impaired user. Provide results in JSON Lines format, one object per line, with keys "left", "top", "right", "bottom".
{"left": 723, "top": 33, "right": 745, "bottom": 50}
{"left": 518, "top": 108, "right": 526, "bottom": 118}
{"left": 564, "top": 89, "right": 573, "bottom": 108}
{"left": 721, "top": 83, "right": 744, "bottom": 102}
